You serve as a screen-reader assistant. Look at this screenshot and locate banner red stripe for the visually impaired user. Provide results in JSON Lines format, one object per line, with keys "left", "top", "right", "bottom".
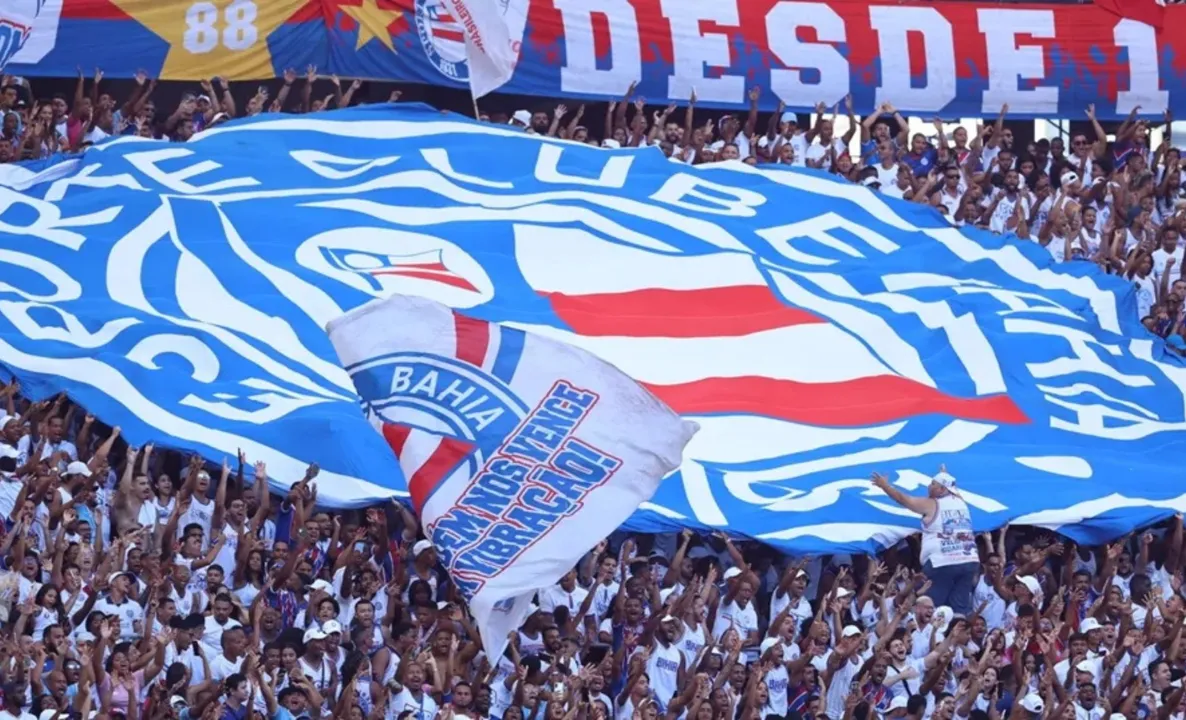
{"left": 381, "top": 422, "right": 411, "bottom": 456}
{"left": 644, "top": 375, "right": 1029, "bottom": 427}
{"left": 544, "top": 286, "right": 822, "bottom": 338}
{"left": 452, "top": 311, "right": 490, "bottom": 366}
{"left": 407, "top": 436, "right": 474, "bottom": 513}
{"left": 372, "top": 269, "right": 479, "bottom": 292}
{"left": 1094, "top": 0, "right": 1164, "bottom": 28}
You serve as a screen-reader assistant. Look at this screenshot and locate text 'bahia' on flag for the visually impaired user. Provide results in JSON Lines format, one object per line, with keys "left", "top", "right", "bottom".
{"left": 325, "top": 293, "right": 698, "bottom": 661}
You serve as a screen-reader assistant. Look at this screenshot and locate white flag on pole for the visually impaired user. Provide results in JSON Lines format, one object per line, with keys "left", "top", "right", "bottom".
{"left": 445, "top": 0, "right": 521, "bottom": 99}
{"left": 327, "top": 294, "right": 698, "bottom": 662}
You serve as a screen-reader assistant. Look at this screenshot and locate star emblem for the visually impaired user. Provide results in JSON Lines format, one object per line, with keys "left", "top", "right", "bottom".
{"left": 108, "top": 0, "right": 303, "bottom": 81}
{"left": 339, "top": 0, "right": 403, "bottom": 52}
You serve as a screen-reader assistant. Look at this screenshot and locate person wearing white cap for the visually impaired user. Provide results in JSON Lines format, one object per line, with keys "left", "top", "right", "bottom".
{"left": 770, "top": 563, "right": 813, "bottom": 641}
{"left": 1016, "top": 692, "right": 1044, "bottom": 717}
{"left": 1053, "top": 631, "right": 1102, "bottom": 686}
{"left": 509, "top": 110, "right": 532, "bottom": 128}
{"left": 298, "top": 625, "right": 334, "bottom": 713}
{"left": 821, "top": 626, "right": 865, "bottom": 715}
{"left": 871, "top": 465, "right": 978, "bottom": 615}
{"left": 401, "top": 538, "right": 441, "bottom": 608}
{"left": 177, "top": 456, "right": 217, "bottom": 551}
{"left": 644, "top": 614, "right": 685, "bottom": 713}
{"left": 714, "top": 551, "right": 760, "bottom": 658}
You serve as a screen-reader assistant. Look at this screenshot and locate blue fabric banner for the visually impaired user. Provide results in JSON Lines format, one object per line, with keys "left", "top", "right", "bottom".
{"left": 0, "top": 103, "right": 1183, "bottom": 550}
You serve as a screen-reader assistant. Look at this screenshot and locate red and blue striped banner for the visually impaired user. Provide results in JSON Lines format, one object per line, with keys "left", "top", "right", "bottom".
{"left": 6, "top": 1, "right": 1184, "bottom": 120}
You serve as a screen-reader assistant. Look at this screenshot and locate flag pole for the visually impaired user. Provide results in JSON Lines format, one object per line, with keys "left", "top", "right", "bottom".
{"left": 472, "top": 92, "right": 481, "bottom": 120}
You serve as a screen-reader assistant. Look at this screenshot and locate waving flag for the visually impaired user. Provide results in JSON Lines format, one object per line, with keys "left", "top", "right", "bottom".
{"left": 444, "top": 0, "right": 522, "bottom": 99}
{"left": 327, "top": 294, "right": 697, "bottom": 660}
{"left": 3, "top": 104, "right": 1186, "bottom": 552}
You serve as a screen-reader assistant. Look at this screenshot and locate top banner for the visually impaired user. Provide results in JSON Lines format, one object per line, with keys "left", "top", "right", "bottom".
{"left": 6, "top": 0, "right": 1184, "bottom": 120}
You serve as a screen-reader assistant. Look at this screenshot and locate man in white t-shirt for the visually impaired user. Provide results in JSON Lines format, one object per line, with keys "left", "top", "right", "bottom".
{"left": 0, "top": 680, "right": 35, "bottom": 720}
{"left": 93, "top": 571, "right": 144, "bottom": 641}
{"left": 201, "top": 592, "right": 243, "bottom": 658}
{"left": 538, "top": 569, "right": 589, "bottom": 617}
{"left": 1152, "top": 227, "right": 1183, "bottom": 283}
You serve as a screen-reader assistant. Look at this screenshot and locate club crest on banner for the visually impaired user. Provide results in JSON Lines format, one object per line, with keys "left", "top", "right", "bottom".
{"left": 414, "top": 0, "right": 527, "bottom": 83}
{"left": 2, "top": 105, "right": 1186, "bottom": 551}
{"left": 1, "top": 0, "right": 60, "bottom": 68}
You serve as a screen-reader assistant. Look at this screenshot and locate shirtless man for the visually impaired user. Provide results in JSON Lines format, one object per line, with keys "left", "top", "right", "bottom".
{"left": 113, "top": 445, "right": 160, "bottom": 547}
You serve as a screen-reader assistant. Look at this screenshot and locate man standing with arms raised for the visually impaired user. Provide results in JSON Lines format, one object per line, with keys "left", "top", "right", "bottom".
{"left": 871, "top": 466, "right": 978, "bottom": 615}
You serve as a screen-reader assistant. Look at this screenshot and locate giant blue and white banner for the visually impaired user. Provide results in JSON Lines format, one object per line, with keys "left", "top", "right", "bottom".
{"left": 1, "top": 103, "right": 1184, "bottom": 551}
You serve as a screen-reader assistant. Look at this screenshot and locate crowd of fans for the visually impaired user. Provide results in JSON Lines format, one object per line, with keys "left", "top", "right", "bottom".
{"left": 2, "top": 69, "right": 1181, "bottom": 342}
{"left": 0, "top": 386, "right": 1183, "bottom": 720}
{"left": 2, "top": 67, "right": 1186, "bottom": 720}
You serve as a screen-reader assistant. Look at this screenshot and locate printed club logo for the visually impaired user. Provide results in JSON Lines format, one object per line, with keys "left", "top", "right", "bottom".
{"left": 0, "top": 19, "right": 31, "bottom": 69}
{"left": 0, "top": 0, "right": 60, "bottom": 69}
{"left": 296, "top": 229, "right": 495, "bottom": 309}
{"left": 353, "top": 352, "right": 529, "bottom": 473}
{"left": 413, "top": 0, "right": 527, "bottom": 83}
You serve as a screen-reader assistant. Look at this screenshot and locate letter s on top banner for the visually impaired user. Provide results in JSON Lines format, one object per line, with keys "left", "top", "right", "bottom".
{"left": 4, "top": 0, "right": 1179, "bottom": 119}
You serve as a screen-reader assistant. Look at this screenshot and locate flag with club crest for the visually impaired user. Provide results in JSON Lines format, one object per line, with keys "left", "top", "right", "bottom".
{"left": 326, "top": 293, "right": 698, "bottom": 661}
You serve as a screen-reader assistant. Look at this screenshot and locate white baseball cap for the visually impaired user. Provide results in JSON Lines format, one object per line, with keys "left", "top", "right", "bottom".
{"left": 1020, "top": 694, "right": 1044, "bottom": 714}
{"left": 759, "top": 637, "right": 779, "bottom": 654}
{"left": 1080, "top": 617, "right": 1102, "bottom": 632}
{"left": 510, "top": 110, "right": 531, "bottom": 126}
{"left": 309, "top": 579, "right": 333, "bottom": 594}
{"left": 303, "top": 627, "right": 328, "bottom": 643}
{"left": 841, "top": 625, "right": 862, "bottom": 638}
{"left": 65, "top": 461, "right": 91, "bottom": 478}
{"left": 412, "top": 539, "right": 433, "bottom": 557}
{"left": 931, "top": 470, "right": 956, "bottom": 490}
{"left": 322, "top": 619, "right": 342, "bottom": 635}
{"left": 722, "top": 567, "right": 742, "bottom": 581}
{"left": 1017, "top": 576, "right": 1042, "bottom": 597}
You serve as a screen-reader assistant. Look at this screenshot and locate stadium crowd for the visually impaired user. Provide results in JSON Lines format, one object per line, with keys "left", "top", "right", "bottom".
{"left": 0, "top": 385, "right": 1183, "bottom": 720}
{"left": 1, "top": 68, "right": 1182, "bottom": 342}
{"left": 1, "top": 68, "right": 1185, "bottom": 720}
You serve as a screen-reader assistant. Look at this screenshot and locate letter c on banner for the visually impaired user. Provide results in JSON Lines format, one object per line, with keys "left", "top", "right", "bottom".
{"left": 766, "top": 2, "right": 850, "bottom": 108}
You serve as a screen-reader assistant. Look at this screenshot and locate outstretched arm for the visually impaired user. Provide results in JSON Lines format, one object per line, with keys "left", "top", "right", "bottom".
{"left": 869, "top": 472, "right": 934, "bottom": 517}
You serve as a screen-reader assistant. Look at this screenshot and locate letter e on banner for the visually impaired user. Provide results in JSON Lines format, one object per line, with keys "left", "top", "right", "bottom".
{"left": 659, "top": 0, "right": 743, "bottom": 104}
{"left": 977, "top": 9, "right": 1058, "bottom": 115}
